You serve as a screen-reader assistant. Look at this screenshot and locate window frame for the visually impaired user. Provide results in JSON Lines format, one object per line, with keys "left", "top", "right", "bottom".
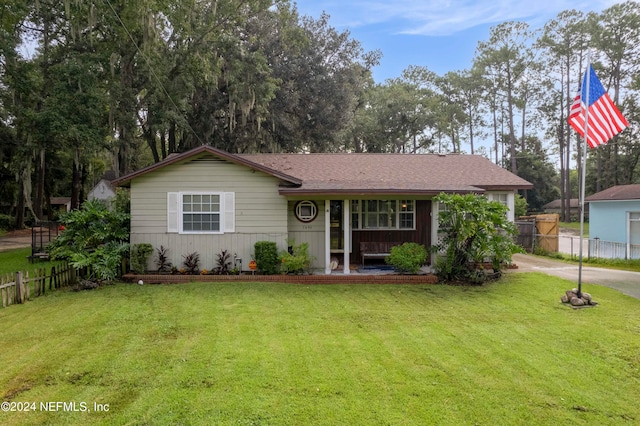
{"left": 179, "top": 191, "right": 224, "bottom": 235}
{"left": 351, "top": 199, "right": 416, "bottom": 230}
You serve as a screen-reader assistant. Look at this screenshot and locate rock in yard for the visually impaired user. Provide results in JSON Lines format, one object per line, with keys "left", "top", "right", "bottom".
{"left": 570, "top": 296, "right": 585, "bottom": 306}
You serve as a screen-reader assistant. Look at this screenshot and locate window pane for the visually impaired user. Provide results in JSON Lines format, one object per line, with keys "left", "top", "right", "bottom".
{"left": 367, "top": 212, "right": 377, "bottom": 228}
{"left": 181, "top": 193, "right": 221, "bottom": 232}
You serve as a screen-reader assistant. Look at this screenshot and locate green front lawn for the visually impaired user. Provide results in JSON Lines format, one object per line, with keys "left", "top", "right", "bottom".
{"left": 1, "top": 275, "right": 639, "bottom": 425}
{"left": 0, "top": 247, "right": 63, "bottom": 277}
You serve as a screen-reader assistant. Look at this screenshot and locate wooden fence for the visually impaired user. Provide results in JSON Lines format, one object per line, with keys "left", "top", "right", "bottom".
{"left": 0, "top": 262, "right": 76, "bottom": 308}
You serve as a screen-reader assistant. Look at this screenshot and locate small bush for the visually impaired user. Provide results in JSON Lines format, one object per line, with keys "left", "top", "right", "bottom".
{"left": 386, "top": 242, "right": 427, "bottom": 274}
{"left": 280, "top": 241, "right": 312, "bottom": 274}
{"left": 215, "top": 249, "right": 232, "bottom": 275}
{"left": 182, "top": 252, "right": 200, "bottom": 274}
{"left": 254, "top": 241, "right": 279, "bottom": 275}
{"left": 0, "top": 213, "right": 14, "bottom": 231}
{"left": 154, "top": 245, "right": 173, "bottom": 273}
{"left": 131, "top": 243, "right": 153, "bottom": 274}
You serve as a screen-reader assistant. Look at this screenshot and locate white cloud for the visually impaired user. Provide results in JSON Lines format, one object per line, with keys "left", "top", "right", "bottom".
{"left": 297, "top": 0, "right": 625, "bottom": 36}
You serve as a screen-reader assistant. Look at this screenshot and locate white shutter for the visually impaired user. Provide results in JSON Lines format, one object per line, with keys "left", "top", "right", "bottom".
{"left": 167, "top": 192, "right": 179, "bottom": 233}
{"left": 224, "top": 192, "right": 235, "bottom": 233}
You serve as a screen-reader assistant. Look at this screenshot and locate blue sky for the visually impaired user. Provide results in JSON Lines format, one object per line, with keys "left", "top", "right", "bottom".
{"left": 294, "top": 0, "right": 625, "bottom": 83}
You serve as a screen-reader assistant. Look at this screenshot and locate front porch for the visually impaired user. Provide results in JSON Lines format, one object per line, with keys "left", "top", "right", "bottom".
{"left": 294, "top": 199, "right": 433, "bottom": 275}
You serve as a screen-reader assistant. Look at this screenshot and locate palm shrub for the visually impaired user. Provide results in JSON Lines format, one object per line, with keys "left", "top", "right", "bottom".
{"left": 385, "top": 242, "right": 427, "bottom": 274}
{"left": 182, "top": 252, "right": 200, "bottom": 274}
{"left": 432, "top": 193, "right": 523, "bottom": 282}
{"left": 48, "top": 199, "right": 130, "bottom": 282}
{"left": 154, "top": 245, "right": 173, "bottom": 273}
{"left": 215, "top": 249, "right": 232, "bottom": 275}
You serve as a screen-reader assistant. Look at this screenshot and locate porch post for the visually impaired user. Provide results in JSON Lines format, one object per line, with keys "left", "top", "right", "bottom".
{"left": 343, "top": 199, "right": 350, "bottom": 274}
{"left": 325, "top": 199, "right": 331, "bottom": 274}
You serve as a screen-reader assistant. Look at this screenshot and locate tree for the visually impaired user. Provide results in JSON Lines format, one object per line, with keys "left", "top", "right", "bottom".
{"left": 506, "top": 136, "right": 560, "bottom": 212}
{"left": 538, "top": 9, "right": 588, "bottom": 222}
{"left": 475, "top": 21, "right": 537, "bottom": 175}
{"left": 432, "top": 193, "right": 523, "bottom": 283}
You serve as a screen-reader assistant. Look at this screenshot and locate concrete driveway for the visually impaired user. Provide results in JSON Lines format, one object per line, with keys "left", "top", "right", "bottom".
{"left": 511, "top": 253, "right": 640, "bottom": 300}
{"left": 0, "top": 229, "right": 32, "bottom": 252}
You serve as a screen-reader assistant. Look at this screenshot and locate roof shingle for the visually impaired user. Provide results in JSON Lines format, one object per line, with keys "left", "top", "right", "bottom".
{"left": 112, "top": 146, "right": 532, "bottom": 195}
{"left": 585, "top": 184, "right": 640, "bottom": 201}
{"left": 239, "top": 152, "right": 532, "bottom": 195}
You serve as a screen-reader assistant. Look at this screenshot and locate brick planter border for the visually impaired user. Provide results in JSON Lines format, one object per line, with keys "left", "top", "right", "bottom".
{"left": 122, "top": 273, "right": 438, "bottom": 285}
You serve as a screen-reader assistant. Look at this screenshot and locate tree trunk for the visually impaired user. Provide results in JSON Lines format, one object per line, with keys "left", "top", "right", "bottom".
{"left": 71, "top": 148, "right": 82, "bottom": 210}
{"left": 34, "top": 148, "right": 45, "bottom": 220}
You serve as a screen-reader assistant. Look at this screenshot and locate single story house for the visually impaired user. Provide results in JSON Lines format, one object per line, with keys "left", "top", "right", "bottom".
{"left": 542, "top": 198, "right": 587, "bottom": 220}
{"left": 50, "top": 197, "right": 71, "bottom": 214}
{"left": 88, "top": 170, "right": 117, "bottom": 207}
{"left": 586, "top": 184, "right": 640, "bottom": 259}
{"left": 113, "top": 146, "right": 532, "bottom": 274}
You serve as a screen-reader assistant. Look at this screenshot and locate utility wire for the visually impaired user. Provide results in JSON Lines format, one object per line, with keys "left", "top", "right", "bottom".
{"left": 101, "top": 0, "right": 205, "bottom": 147}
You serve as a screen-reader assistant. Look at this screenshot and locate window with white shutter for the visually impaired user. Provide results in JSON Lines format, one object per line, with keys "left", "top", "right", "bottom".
{"left": 167, "top": 191, "right": 235, "bottom": 234}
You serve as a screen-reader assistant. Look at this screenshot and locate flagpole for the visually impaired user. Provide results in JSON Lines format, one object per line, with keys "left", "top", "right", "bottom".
{"left": 577, "top": 56, "right": 591, "bottom": 299}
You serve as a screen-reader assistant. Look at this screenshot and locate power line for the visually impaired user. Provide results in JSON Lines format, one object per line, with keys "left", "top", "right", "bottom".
{"left": 101, "top": 0, "right": 205, "bottom": 147}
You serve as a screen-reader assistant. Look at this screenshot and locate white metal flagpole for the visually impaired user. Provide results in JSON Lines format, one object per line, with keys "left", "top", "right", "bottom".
{"left": 577, "top": 56, "right": 591, "bottom": 298}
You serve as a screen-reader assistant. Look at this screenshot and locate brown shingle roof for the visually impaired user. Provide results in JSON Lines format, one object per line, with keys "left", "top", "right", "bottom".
{"left": 239, "top": 153, "right": 532, "bottom": 195}
{"left": 543, "top": 198, "right": 583, "bottom": 209}
{"left": 112, "top": 146, "right": 533, "bottom": 195}
{"left": 585, "top": 184, "right": 640, "bottom": 201}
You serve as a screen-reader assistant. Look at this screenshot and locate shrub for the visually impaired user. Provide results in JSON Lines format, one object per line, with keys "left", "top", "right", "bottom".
{"left": 0, "top": 213, "right": 14, "bottom": 231}
{"left": 431, "top": 193, "right": 523, "bottom": 282}
{"left": 215, "top": 249, "right": 232, "bottom": 275}
{"left": 131, "top": 243, "right": 153, "bottom": 274}
{"left": 280, "top": 241, "right": 312, "bottom": 274}
{"left": 254, "top": 241, "right": 279, "bottom": 275}
{"left": 182, "top": 252, "right": 200, "bottom": 274}
{"left": 48, "top": 199, "right": 130, "bottom": 282}
{"left": 154, "top": 245, "right": 173, "bottom": 273}
{"left": 385, "top": 242, "right": 427, "bottom": 274}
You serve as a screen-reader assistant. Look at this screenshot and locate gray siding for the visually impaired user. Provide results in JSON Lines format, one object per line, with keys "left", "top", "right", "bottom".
{"left": 130, "top": 155, "right": 288, "bottom": 271}
{"left": 287, "top": 200, "right": 326, "bottom": 270}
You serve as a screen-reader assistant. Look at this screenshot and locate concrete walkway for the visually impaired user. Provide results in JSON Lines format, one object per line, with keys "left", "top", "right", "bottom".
{"left": 511, "top": 253, "right": 640, "bottom": 300}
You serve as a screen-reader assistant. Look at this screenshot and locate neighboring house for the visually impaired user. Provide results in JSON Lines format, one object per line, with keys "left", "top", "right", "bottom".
{"left": 113, "top": 146, "right": 532, "bottom": 274}
{"left": 586, "top": 184, "right": 640, "bottom": 259}
{"left": 50, "top": 197, "right": 71, "bottom": 215}
{"left": 88, "top": 170, "right": 117, "bottom": 206}
{"left": 542, "top": 198, "right": 587, "bottom": 220}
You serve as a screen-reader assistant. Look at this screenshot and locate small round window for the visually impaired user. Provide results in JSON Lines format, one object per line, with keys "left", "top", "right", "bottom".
{"left": 295, "top": 200, "right": 318, "bottom": 223}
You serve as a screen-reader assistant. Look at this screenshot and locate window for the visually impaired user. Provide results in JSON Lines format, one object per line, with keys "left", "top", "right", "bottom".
{"left": 488, "top": 193, "right": 508, "bottom": 206}
{"left": 183, "top": 194, "right": 220, "bottom": 232}
{"left": 399, "top": 200, "right": 415, "bottom": 229}
{"left": 294, "top": 200, "right": 318, "bottom": 222}
{"left": 350, "top": 200, "right": 415, "bottom": 230}
{"left": 629, "top": 212, "right": 640, "bottom": 245}
{"left": 351, "top": 200, "right": 360, "bottom": 229}
{"left": 167, "top": 192, "right": 235, "bottom": 234}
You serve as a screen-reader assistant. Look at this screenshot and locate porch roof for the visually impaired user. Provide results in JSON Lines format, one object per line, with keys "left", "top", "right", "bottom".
{"left": 239, "top": 153, "right": 532, "bottom": 195}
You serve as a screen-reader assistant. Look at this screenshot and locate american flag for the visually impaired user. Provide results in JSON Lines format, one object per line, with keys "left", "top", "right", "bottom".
{"left": 568, "top": 65, "right": 628, "bottom": 148}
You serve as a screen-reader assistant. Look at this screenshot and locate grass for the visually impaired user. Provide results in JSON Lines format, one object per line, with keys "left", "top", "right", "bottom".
{"left": 0, "top": 247, "right": 62, "bottom": 277}
{"left": 560, "top": 221, "right": 589, "bottom": 236}
{"left": 1, "top": 274, "right": 639, "bottom": 425}
{"left": 537, "top": 249, "right": 640, "bottom": 273}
